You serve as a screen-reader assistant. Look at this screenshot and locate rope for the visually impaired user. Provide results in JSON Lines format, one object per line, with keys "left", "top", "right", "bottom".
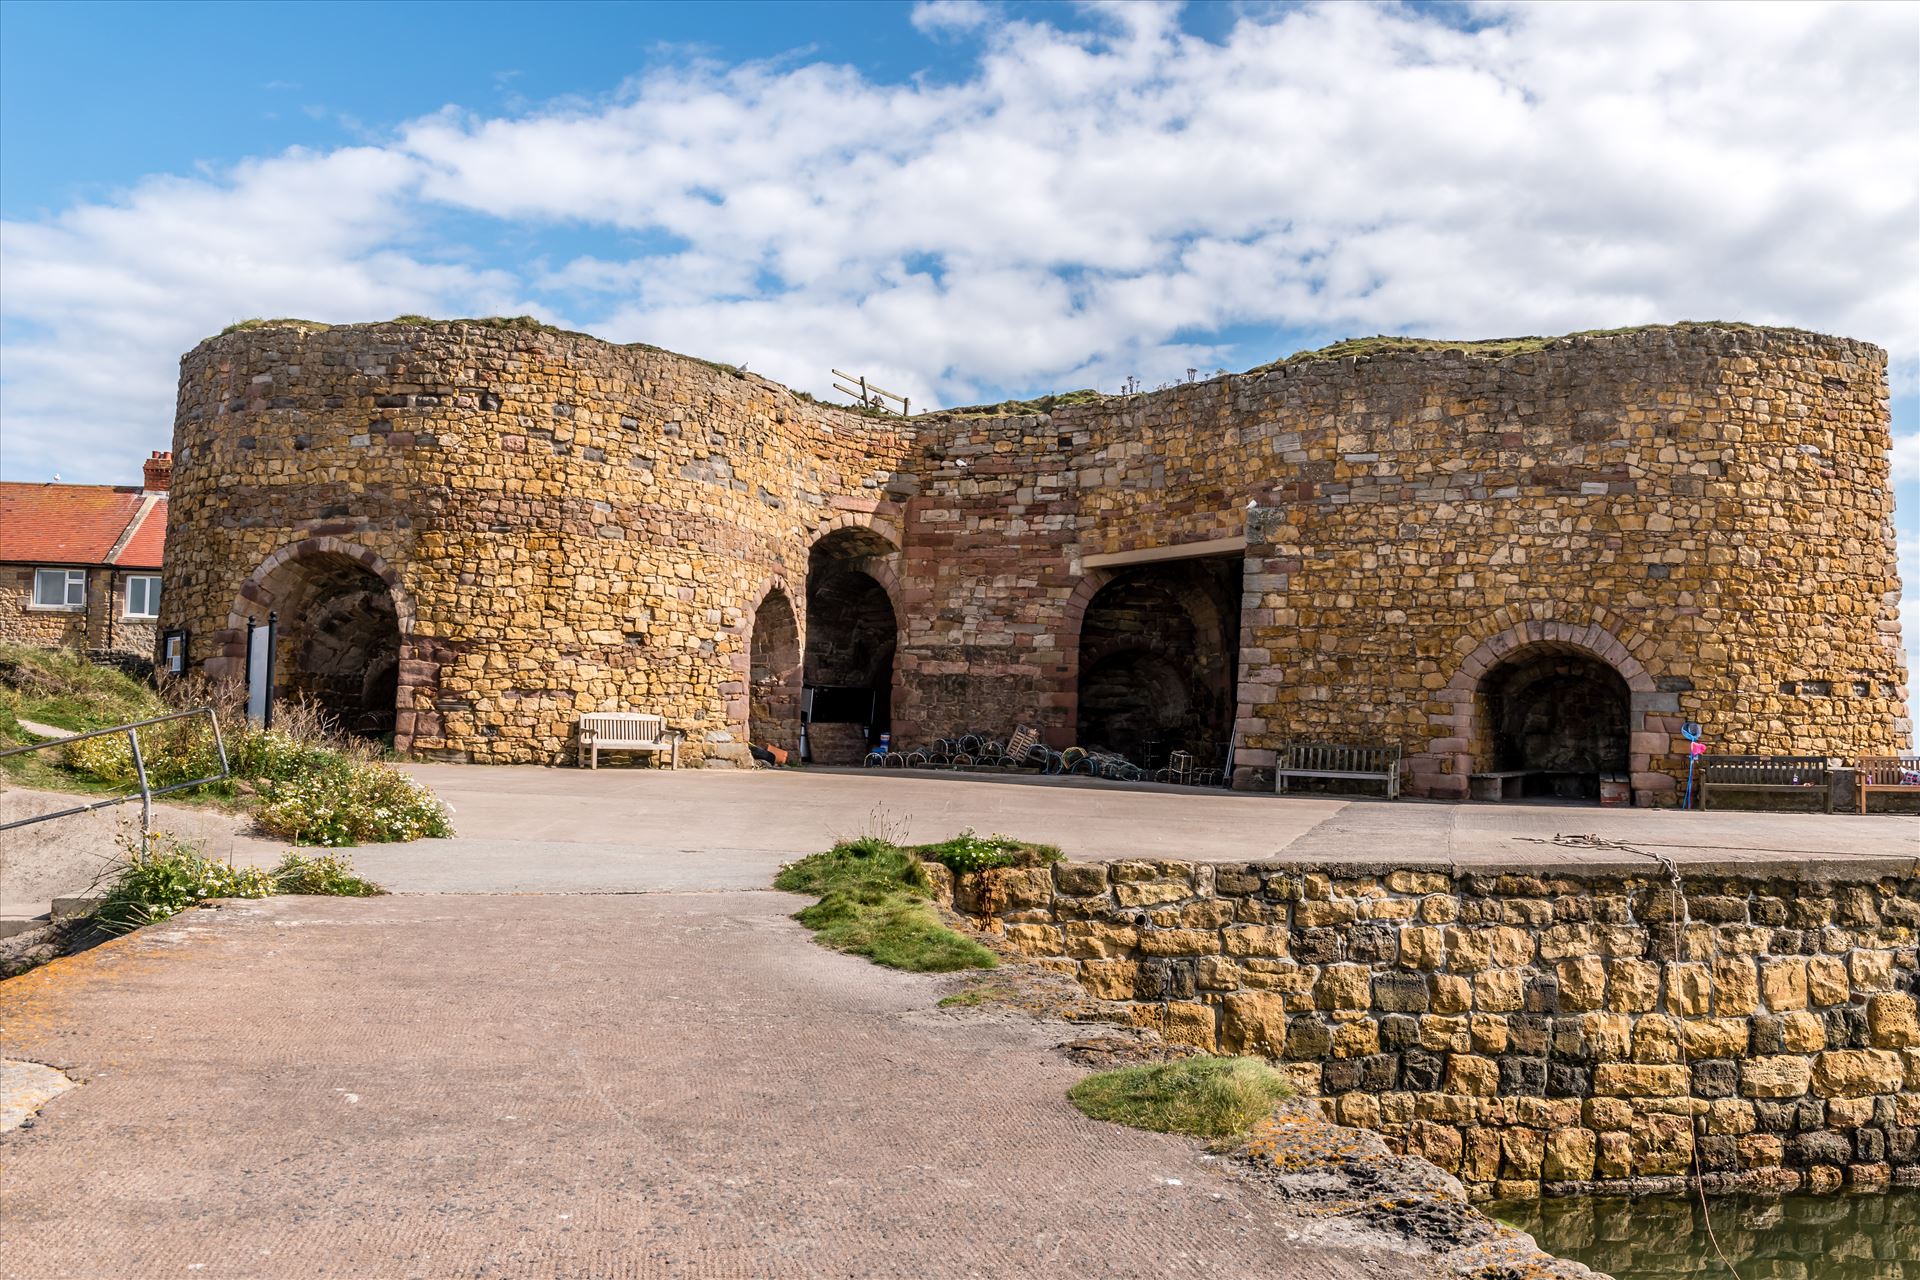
{"left": 1521, "top": 833, "right": 1746, "bottom": 1279}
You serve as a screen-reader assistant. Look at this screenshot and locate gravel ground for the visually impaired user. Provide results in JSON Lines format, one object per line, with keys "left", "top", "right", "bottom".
{"left": 0, "top": 892, "right": 1427, "bottom": 1280}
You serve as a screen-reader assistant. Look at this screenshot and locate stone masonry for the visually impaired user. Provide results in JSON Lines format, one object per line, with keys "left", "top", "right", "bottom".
{"left": 159, "top": 319, "right": 1908, "bottom": 790}
{"left": 930, "top": 856, "right": 1920, "bottom": 1201}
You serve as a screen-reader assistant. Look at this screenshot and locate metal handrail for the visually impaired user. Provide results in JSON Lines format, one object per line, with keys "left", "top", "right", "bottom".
{"left": 0, "top": 706, "right": 231, "bottom": 835}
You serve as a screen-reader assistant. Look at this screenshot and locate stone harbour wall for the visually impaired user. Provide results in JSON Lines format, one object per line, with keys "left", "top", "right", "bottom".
{"left": 161, "top": 320, "right": 1908, "bottom": 781}
{"left": 929, "top": 856, "right": 1920, "bottom": 1201}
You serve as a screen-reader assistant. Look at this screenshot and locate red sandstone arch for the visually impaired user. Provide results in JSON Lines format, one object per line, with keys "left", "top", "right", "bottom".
{"left": 1415, "top": 614, "right": 1666, "bottom": 805}
{"left": 1067, "top": 562, "right": 1240, "bottom": 768}
{"left": 214, "top": 536, "right": 439, "bottom": 751}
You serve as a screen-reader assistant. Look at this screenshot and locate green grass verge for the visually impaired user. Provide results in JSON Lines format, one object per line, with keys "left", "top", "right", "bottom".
{"left": 1068, "top": 1056, "right": 1293, "bottom": 1140}
{"left": 774, "top": 837, "right": 999, "bottom": 973}
{"left": 0, "top": 645, "right": 171, "bottom": 795}
{"left": 1256, "top": 320, "right": 1808, "bottom": 370}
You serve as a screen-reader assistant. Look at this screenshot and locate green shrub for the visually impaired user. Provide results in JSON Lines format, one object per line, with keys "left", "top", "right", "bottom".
{"left": 255, "top": 761, "right": 453, "bottom": 845}
{"left": 94, "top": 834, "right": 276, "bottom": 933}
{"left": 272, "top": 851, "right": 387, "bottom": 896}
{"left": 1068, "top": 1057, "right": 1294, "bottom": 1140}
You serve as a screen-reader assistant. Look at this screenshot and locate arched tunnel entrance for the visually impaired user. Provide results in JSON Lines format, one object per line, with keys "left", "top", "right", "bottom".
{"left": 748, "top": 588, "right": 802, "bottom": 757}
{"left": 1477, "top": 645, "right": 1630, "bottom": 801}
{"left": 252, "top": 552, "right": 403, "bottom": 739}
{"left": 1075, "top": 557, "right": 1240, "bottom": 776}
{"left": 803, "top": 528, "right": 897, "bottom": 765}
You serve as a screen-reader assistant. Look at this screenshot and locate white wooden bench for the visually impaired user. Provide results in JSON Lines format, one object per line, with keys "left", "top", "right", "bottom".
{"left": 577, "top": 712, "right": 682, "bottom": 770}
{"left": 1275, "top": 742, "right": 1401, "bottom": 799}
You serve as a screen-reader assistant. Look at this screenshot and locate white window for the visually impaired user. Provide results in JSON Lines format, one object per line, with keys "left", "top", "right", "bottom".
{"left": 124, "top": 574, "right": 162, "bottom": 618}
{"left": 31, "top": 568, "right": 86, "bottom": 610}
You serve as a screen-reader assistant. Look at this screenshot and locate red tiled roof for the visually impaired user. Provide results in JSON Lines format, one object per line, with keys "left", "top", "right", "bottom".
{"left": 116, "top": 496, "right": 168, "bottom": 569}
{"left": 0, "top": 483, "right": 168, "bottom": 569}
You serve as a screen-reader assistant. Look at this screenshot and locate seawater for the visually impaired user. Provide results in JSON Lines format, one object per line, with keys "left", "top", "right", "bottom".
{"left": 1493, "top": 1190, "right": 1920, "bottom": 1278}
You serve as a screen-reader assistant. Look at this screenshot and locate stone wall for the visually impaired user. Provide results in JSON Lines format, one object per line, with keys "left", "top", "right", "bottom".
{"left": 895, "top": 326, "right": 1908, "bottom": 800}
{"left": 929, "top": 856, "right": 1920, "bottom": 1201}
{"left": 162, "top": 321, "right": 915, "bottom": 762}
{"left": 161, "top": 320, "right": 1908, "bottom": 779}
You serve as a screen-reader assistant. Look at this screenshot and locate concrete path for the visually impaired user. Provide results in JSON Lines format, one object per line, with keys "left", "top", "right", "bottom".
{"left": 0, "top": 892, "right": 1409, "bottom": 1280}
{"left": 339, "top": 765, "right": 1915, "bottom": 895}
{"left": 0, "top": 788, "right": 282, "bottom": 921}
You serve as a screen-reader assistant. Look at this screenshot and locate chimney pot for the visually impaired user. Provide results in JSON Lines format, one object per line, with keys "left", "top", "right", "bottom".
{"left": 143, "top": 450, "right": 173, "bottom": 492}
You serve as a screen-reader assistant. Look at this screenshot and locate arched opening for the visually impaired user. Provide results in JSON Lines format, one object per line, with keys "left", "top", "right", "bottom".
{"left": 1075, "top": 557, "right": 1239, "bottom": 775}
{"left": 748, "top": 588, "right": 802, "bottom": 757}
{"left": 803, "top": 527, "right": 897, "bottom": 765}
{"left": 253, "top": 552, "right": 403, "bottom": 739}
{"left": 1476, "top": 646, "right": 1630, "bottom": 801}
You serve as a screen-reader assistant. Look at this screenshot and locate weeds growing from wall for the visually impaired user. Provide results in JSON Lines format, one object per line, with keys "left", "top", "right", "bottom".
{"left": 774, "top": 839, "right": 999, "bottom": 972}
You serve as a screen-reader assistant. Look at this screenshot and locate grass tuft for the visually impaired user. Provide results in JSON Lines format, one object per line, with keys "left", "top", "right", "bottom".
{"left": 219, "top": 317, "right": 331, "bottom": 336}
{"left": 775, "top": 839, "right": 997, "bottom": 972}
{"left": 271, "top": 851, "right": 388, "bottom": 897}
{"left": 1068, "top": 1056, "right": 1294, "bottom": 1140}
{"left": 1256, "top": 321, "right": 1818, "bottom": 371}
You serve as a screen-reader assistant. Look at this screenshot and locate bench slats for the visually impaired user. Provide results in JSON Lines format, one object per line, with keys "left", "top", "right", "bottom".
{"left": 1699, "top": 754, "right": 1830, "bottom": 812}
{"left": 1856, "top": 754, "right": 1920, "bottom": 813}
{"left": 1275, "top": 742, "right": 1401, "bottom": 800}
{"left": 578, "top": 713, "right": 680, "bottom": 770}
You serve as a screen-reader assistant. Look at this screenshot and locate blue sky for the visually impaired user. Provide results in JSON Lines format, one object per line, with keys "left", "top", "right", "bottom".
{"left": 2, "top": 0, "right": 1915, "bottom": 667}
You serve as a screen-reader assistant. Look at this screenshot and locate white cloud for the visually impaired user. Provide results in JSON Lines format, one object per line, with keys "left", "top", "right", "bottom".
{"left": 1893, "top": 430, "right": 1920, "bottom": 484}
{"left": 910, "top": 1, "right": 994, "bottom": 37}
{"left": 2, "top": 0, "right": 1916, "bottom": 484}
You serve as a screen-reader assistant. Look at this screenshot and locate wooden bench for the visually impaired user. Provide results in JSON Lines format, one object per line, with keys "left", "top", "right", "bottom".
{"left": 1856, "top": 755, "right": 1920, "bottom": 813}
{"left": 1275, "top": 743, "right": 1401, "bottom": 799}
{"left": 1698, "top": 754, "right": 1831, "bottom": 812}
{"left": 577, "top": 712, "right": 681, "bottom": 770}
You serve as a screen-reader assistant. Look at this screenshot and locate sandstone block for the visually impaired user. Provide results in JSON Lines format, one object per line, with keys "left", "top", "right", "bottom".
{"left": 1780, "top": 1011, "right": 1827, "bottom": 1054}
{"left": 1594, "top": 1063, "right": 1688, "bottom": 1097}
{"left": 1315, "top": 963, "right": 1373, "bottom": 1010}
{"left": 1446, "top": 1054, "right": 1500, "bottom": 1096}
{"left": 1473, "top": 968, "right": 1525, "bottom": 1013}
{"left": 1398, "top": 926, "right": 1445, "bottom": 969}
{"left": 1064, "top": 922, "right": 1138, "bottom": 959}
{"left": 1812, "top": 1049, "right": 1904, "bottom": 1098}
{"left": 1556, "top": 957, "right": 1607, "bottom": 1011}
{"left": 1682, "top": 1018, "right": 1749, "bottom": 1060}
{"left": 1759, "top": 958, "right": 1809, "bottom": 1011}
{"left": 1807, "top": 955, "right": 1850, "bottom": 1006}
{"left": 1001, "top": 923, "right": 1061, "bottom": 955}
{"left": 1078, "top": 960, "right": 1138, "bottom": 1001}
{"left": 1222, "top": 924, "right": 1290, "bottom": 958}
{"left": 1430, "top": 974, "right": 1472, "bottom": 1015}
{"left": 1869, "top": 993, "right": 1920, "bottom": 1048}
{"left": 1740, "top": 1056, "right": 1813, "bottom": 1099}
{"left": 1713, "top": 958, "right": 1759, "bottom": 1015}
{"left": 1607, "top": 959, "right": 1660, "bottom": 1012}
{"left": 1114, "top": 880, "right": 1193, "bottom": 909}
{"left": 1218, "top": 991, "right": 1287, "bottom": 1056}
{"left": 1543, "top": 1126, "right": 1597, "bottom": 1181}
{"left": 1135, "top": 929, "right": 1219, "bottom": 957}
{"left": 1052, "top": 862, "right": 1108, "bottom": 895}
